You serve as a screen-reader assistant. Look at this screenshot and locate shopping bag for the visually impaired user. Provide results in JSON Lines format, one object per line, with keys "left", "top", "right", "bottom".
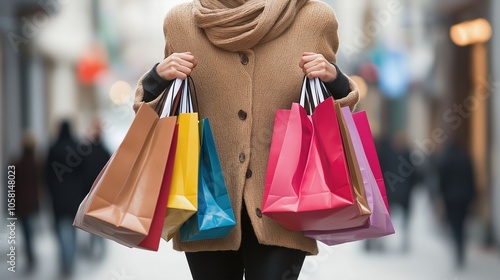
{"left": 179, "top": 118, "right": 236, "bottom": 241}
{"left": 262, "top": 103, "right": 313, "bottom": 227}
{"left": 353, "top": 111, "right": 390, "bottom": 212}
{"left": 137, "top": 124, "right": 178, "bottom": 250}
{"left": 73, "top": 103, "right": 176, "bottom": 248}
{"left": 263, "top": 77, "right": 371, "bottom": 231}
{"left": 304, "top": 107, "right": 394, "bottom": 245}
{"left": 308, "top": 89, "right": 371, "bottom": 230}
{"left": 161, "top": 78, "right": 200, "bottom": 241}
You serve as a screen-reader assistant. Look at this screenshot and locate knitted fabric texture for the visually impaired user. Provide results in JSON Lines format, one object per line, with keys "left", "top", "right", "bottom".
{"left": 193, "top": 0, "right": 309, "bottom": 52}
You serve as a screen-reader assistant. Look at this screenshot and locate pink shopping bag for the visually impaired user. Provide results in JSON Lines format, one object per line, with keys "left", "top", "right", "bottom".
{"left": 353, "top": 111, "right": 390, "bottom": 212}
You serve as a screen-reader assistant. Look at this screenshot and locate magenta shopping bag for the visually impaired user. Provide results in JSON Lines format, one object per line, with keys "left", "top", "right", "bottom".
{"left": 262, "top": 77, "right": 370, "bottom": 231}
{"left": 304, "top": 107, "right": 394, "bottom": 245}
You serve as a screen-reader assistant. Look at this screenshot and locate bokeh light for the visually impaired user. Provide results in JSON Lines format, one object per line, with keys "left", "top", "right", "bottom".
{"left": 451, "top": 18, "right": 492, "bottom": 46}
{"left": 109, "top": 80, "right": 132, "bottom": 105}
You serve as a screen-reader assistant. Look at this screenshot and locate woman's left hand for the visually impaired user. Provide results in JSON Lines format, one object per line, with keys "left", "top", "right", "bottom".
{"left": 299, "top": 52, "right": 337, "bottom": 82}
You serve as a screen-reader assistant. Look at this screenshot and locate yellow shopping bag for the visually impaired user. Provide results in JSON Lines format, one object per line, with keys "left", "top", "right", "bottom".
{"left": 161, "top": 113, "right": 200, "bottom": 240}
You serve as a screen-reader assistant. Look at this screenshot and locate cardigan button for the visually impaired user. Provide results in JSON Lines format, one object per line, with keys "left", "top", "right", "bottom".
{"left": 239, "top": 153, "right": 246, "bottom": 163}
{"left": 245, "top": 168, "right": 253, "bottom": 179}
{"left": 256, "top": 208, "right": 263, "bottom": 218}
{"left": 238, "top": 110, "right": 247, "bottom": 120}
{"left": 240, "top": 54, "right": 249, "bottom": 65}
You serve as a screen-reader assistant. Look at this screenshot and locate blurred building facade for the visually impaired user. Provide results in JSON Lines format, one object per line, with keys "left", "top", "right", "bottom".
{"left": 1, "top": 0, "right": 175, "bottom": 163}
{"left": 491, "top": 0, "right": 500, "bottom": 247}
{"left": 434, "top": 0, "right": 497, "bottom": 247}
{"left": 330, "top": 0, "right": 499, "bottom": 247}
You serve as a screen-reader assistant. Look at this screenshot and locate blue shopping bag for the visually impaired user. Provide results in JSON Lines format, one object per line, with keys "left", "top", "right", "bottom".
{"left": 179, "top": 118, "right": 236, "bottom": 241}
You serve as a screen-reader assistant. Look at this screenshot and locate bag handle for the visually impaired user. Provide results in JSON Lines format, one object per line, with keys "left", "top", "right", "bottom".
{"left": 178, "top": 76, "right": 200, "bottom": 114}
{"left": 169, "top": 81, "right": 183, "bottom": 116}
{"left": 188, "top": 76, "right": 199, "bottom": 113}
{"left": 299, "top": 76, "right": 313, "bottom": 114}
{"left": 158, "top": 76, "right": 199, "bottom": 117}
{"left": 157, "top": 79, "right": 182, "bottom": 118}
{"left": 310, "top": 77, "right": 323, "bottom": 105}
{"left": 179, "top": 78, "right": 194, "bottom": 114}
{"left": 154, "top": 85, "right": 169, "bottom": 116}
{"left": 299, "top": 76, "right": 326, "bottom": 114}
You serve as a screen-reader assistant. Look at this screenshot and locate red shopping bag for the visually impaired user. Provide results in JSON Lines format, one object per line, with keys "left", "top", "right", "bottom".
{"left": 138, "top": 124, "right": 178, "bottom": 250}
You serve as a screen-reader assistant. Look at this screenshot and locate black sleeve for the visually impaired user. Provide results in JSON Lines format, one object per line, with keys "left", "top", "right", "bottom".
{"left": 323, "top": 63, "right": 351, "bottom": 100}
{"left": 142, "top": 63, "right": 173, "bottom": 102}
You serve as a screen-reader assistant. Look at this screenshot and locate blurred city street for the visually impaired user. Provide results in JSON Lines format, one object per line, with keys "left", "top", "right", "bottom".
{"left": 1, "top": 187, "right": 498, "bottom": 280}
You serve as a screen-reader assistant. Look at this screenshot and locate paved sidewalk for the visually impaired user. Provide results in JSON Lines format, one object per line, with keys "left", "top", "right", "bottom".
{"left": 2, "top": 188, "right": 499, "bottom": 280}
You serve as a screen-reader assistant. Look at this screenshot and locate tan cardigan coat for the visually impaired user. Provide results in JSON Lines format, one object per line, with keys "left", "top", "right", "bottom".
{"left": 133, "top": 0, "right": 359, "bottom": 255}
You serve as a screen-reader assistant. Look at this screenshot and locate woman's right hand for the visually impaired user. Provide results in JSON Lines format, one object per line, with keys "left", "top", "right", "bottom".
{"left": 156, "top": 52, "right": 198, "bottom": 80}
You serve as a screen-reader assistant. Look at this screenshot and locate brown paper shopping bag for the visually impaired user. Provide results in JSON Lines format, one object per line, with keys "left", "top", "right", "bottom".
{"left": 334, "top": 102, "right": 371, "bottom": 223}
{"left": 74, "top": 103, "right": 176, "bottom": 248}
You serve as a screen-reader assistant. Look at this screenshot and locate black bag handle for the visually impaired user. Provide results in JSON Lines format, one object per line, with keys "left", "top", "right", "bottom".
{"left": 154, "top": 76, "right": 199, "bottom": 117}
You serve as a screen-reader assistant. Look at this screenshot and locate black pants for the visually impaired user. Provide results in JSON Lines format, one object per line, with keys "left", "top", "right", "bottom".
{"left": 445, "top": 201, "right": 470, "bottom": 267}
{"left": 20, "top": 216, "right": 35, "bottom": 268}
{"left": 185, "top": 205, "right": 306, "bottom": 280}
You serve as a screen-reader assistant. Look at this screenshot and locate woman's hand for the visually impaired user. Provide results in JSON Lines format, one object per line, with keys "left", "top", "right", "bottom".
{"left": 299, "top": 52, "right": 337, "bottom": 82}
{"left": 156, "top": 52, "right": 198, "bottom": 80}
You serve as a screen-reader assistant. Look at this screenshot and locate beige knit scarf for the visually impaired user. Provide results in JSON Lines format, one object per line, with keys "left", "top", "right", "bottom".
{"left": 193, "top": 0, "right": 310, "bottom": 52}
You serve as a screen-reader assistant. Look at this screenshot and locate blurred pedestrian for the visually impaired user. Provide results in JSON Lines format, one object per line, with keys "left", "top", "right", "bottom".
{"left": 377, "top": 131, "right": 418, "bottom": 252}
{"left": 438, "top": 140, "right": 476, "bottom": 268}
{"left": 80, "top": 119, "right": 110, "bottom": 200}
{"left": 10, "top": 132, "right": 42, "bottom": 273}
{"left": 45, "top": 120, "right": 84, "bottom": 276}
{"left": 80, "top": 119, "right": 111, "bottom": 258}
